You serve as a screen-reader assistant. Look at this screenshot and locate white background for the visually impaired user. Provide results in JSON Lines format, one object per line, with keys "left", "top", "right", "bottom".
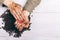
{"left": 0, "top": 0, "right": 60, "bottom": 40}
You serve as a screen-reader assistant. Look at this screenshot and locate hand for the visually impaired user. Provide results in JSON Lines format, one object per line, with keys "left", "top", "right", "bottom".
{"left": 15, "top": 10, "right": 30, "bottom": 31}
{"left": 4, "top": 1, "right": 30, "bottom": 31}
{"left": 14, "top": 10, "right": 30, "bottom": 31}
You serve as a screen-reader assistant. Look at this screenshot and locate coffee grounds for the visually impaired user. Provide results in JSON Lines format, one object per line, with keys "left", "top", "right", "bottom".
{"left": 1, "top": 7, "right": 31, "bottom": 37}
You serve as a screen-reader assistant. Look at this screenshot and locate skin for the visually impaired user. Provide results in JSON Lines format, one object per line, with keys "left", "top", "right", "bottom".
{"left": 3, "top": 0, "right": 30, "bottom": 31}
{"left": 10, "top": 2, "right": 30, "bottom": 31}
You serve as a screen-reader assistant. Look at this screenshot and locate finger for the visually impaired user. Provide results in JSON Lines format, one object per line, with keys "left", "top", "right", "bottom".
{"left": 23, "top": 10, "right": 30, "bottom": 21}
{"left": 15, "top": 21, "right": 23, "bottom": 30}
{"left": 15, "top": 21, "right": 21, "bottom": 29}
{"left": 9, "top": 3, "right": 20, "bottom": 20}
{"left": 16, "top": 5, "right": 25, "bottom": 20}
{"left": 14, "top": 6, "right": 23, "bottom": 20}
{"left": 13, "top": 3, "right": 23, "bottom": 20}
{"left": 19, "top": 24, "right": 23, "bottom": 31}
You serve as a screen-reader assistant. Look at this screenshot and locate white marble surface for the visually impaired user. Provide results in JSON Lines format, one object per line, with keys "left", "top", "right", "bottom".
{"left": 0, "top": 0, "right": 60, "bottom": 40}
